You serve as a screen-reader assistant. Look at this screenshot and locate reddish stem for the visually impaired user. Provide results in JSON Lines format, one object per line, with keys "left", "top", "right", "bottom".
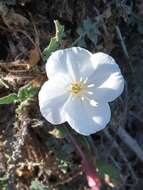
{"left": 66, "top": 130, "right": 101, "bottom": 190}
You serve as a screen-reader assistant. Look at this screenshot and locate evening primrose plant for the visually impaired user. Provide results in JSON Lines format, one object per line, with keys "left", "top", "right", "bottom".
{"left": 39, "top": 47, "right": 124, "bottom": 135}
{"left": 39, "top": 31, "right": 124, "bottom": 188}
{"left": 0, "top": 20, "right": 124, "bottom": 189}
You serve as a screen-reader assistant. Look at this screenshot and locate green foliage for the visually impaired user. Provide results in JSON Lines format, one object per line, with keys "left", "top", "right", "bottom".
{"left": 58, "top": 159, "right": 69, "bottom": 174}
{"left": 42, "top": 20, "right": 64, "bottom": 61}
{"left": 0, "top": 82, "right": 39, "bottom": 105}
{"left": 0, "top": 181, "right": 8, "bottom": 190}
{"left": 30, "top": 180, "right": 49, "bottom": 190}
{"left": 76, "top": 17, "right": 100, "bottom": 47}
{"left": 0, "top": 174, "right": 8, "bottom": 190}
{"left": 0, "top": 93, "right": 18, "bottom": 104}
{"left": 17, "top": 82, "right": 39, "bottom": 102}
{"left": 96, "top": 160, "right": 121, "bottom": 183}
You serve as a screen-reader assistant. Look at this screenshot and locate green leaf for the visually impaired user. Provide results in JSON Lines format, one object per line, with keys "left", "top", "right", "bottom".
{"left": 76, "top": 17, "right": 100, "bottom": 46}
{"left": 55, "top": 20, "right": 64, "bottom": 40}
{"left": 96, "top": 160, "right": 121, "bottom": 184}
{"left": 78, "top": 135, "right": 92, "bottom": 155}
{"left": 30, "top": 180, "right": 49, "bottom": 190}
{"left": 0, "top": 93, "right": 18, "bottom": 104}
{"left": 42, "top": 37, "right": 59, "bottom": 61}
{"left": 17, "top": 82, "right": 39, "bottom": 102}
{"left": 0, "top": 81, "right": 39, "bottom": 105}
{"left": 42, "top": 20, "right": 64, "bottom": 61}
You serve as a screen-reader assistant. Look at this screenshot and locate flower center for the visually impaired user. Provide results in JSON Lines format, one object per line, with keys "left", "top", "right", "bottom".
{"left": 70, "top": 82, "right": 85, "bottom": 95}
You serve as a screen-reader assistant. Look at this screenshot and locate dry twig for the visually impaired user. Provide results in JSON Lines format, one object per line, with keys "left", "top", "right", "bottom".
{"left": 116, "top": 127, "right": 143, "bottom": 162}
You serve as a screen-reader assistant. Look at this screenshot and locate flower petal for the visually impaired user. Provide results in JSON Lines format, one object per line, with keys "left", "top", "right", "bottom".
{"left": 39, "top": 74, "right": 70, "bottom": 124}
{"left": 63, "top": 97, "right": 111, "bottom": 135}
{"left": 91, "top": 73, "right": 124, "bottom": 103}
{"left": 89, "top": 52, "right": 124, "bottom": 102}
{"left": 46, "top": 47, "right": 93, "bottom": 80}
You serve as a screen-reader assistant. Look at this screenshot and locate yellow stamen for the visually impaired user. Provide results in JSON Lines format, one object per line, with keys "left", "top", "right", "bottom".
{"left": 70, "top": 82, "right": 85, "bottom": 95}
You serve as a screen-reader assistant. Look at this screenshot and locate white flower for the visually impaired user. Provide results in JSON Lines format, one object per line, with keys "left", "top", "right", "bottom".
{"left": 39, "top": 47, "right": 124, "bottom": 136}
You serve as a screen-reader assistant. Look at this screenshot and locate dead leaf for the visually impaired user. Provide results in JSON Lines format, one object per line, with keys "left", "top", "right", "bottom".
{"left": 2, "top": 9, "right": 29, "bottom": 28}
{"left": 49, "top": 128, "right": 64, "bottom": 138}
{"left": 16, "top": 161, "right": 42, "bottom": 177}
{"left": 0, "top": 47, "right": 40, "bottom": 71}
{"left": 16, "top": 165, "right": 33, "bottom": 177}
{"left": 25, "top": 47, "right": 40, "bottom": 69}
{"left": 31, "top": 76, "right": 46, "bottom": 87}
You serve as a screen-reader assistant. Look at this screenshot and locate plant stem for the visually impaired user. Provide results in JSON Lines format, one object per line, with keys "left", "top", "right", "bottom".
{"left": 65, "top": 127, "right": 101, "bottom": 190}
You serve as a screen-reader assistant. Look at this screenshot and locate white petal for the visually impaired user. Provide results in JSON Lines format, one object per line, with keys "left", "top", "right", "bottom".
{"left": 91, "top": 72, "right": 124, "bottom": 102}
{"left": 46, "top": 47, "right": 93, "bottom": 80}
{"left": 38, "top": 74, "right": 70, "bottom": 124}
{"left": 63, "top": 97, "right": 111, "bottom": 136}
{"left": 88, "top": 52, "right": 124, "bottom": 102}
